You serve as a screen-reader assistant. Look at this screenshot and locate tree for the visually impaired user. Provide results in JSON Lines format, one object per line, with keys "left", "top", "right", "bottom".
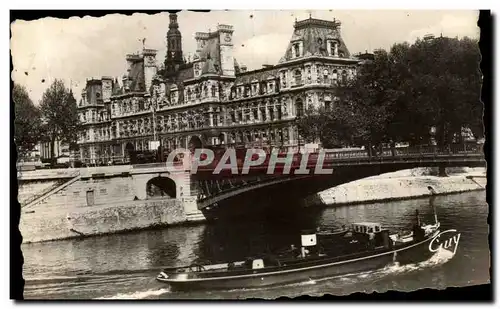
{"left": 13, "top": 83, "right": 42, "bottom": 158}
{"left": 297, "top": 104, "right": 358, "bottom": 149}
{"left": 297, "top": 36, "right": 482, "bottom": 155}
{"left": 404, "top": 36, "right": 483, "bottom": 148}
{"left": 39, "top": 79, "right": 79, "bottom": 165}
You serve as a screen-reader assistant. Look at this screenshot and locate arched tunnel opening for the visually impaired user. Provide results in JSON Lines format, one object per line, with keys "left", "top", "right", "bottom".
{"left": 146, "top": 176, "right": 177, "bottom": 199}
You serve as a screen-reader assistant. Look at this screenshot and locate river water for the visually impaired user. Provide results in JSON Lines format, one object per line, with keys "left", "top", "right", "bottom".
{"left": 22, "top": 190, "right": 490, "bottom": 299}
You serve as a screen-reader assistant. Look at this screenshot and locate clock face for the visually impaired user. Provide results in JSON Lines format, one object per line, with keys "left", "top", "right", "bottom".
{"left": 224, "top": 34, "right": 231, "bottom": 43}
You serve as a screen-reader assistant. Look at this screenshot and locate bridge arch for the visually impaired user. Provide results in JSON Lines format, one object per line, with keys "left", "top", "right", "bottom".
{"left": 146, "top": 176, "right": 177, "bottom": 199}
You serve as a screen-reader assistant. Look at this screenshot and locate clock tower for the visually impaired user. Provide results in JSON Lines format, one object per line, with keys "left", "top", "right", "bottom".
{"left": 164, "top": 12, "right": 184, "bottom": 73}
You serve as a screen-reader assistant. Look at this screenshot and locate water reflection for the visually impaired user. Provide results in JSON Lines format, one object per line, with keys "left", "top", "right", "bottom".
{"left": 23, "top": 224, "right": 207, "bottom": 277}
{"left": 23, "top": 190, "right": 489, "bottom": 295}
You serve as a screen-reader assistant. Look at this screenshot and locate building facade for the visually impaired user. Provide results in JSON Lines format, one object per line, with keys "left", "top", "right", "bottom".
{"left": 77, "top": 14, "right": 365, "bottom": 164}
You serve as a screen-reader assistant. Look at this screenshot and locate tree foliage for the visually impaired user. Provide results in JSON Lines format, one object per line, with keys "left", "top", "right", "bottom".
{"left": 298, "top": 36, "right": 483, "bottom": 150}
{"left": 39, "top": 79, "right": 79, "bottom": 164}
{"left": 13, "top": 83, "right": 42, "bottom": 158}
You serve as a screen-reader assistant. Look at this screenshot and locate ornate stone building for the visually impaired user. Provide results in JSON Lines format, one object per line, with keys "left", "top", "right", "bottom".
{"left": 77, "top": 13, "right": 364, "bottom": 164}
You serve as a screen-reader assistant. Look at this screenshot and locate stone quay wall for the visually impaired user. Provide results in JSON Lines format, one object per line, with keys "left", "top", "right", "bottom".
{"left": 20, "top": 199, "right": 189, "bottom": 244}
{"left": 314, "top": 167, "right": 487, "bottom": 206}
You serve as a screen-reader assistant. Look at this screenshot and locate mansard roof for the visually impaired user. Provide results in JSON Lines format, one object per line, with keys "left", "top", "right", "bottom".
{"left": 177, "top": 63, "right": 194, "bottom": 81}
{"left": 282, "top": 17, "right": 351, "bottom": 62}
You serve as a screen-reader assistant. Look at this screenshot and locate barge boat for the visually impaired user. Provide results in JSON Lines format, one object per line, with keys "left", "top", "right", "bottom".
{"left": 157, "top": 209, "right": 457, "bottom": 290}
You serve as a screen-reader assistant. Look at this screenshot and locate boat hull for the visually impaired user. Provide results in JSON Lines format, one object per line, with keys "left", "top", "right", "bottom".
{"left": 158, "top": 236, "right": 436, "bottom": 291}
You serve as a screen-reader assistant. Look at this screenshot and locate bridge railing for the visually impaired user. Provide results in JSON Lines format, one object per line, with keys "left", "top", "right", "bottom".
{"left": 321, "top": 144, "right": 482, "bottom": 160}
{"left": 130, "top": 143, "right": 484, "bottom": 172}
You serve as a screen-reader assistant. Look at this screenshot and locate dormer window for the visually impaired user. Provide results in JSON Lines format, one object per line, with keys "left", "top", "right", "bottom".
{"left": 334, "top": 42, "right": 339, "bottom": 57}
{"left": 294, "top": 44, "right": 300, "bottom": 58}
{"left": 328, "top": 40, "right": 339, "bottom": 57}
{"left": 292, "top": 41, "right": 303, "bottom": 58}
{"left": 268, "top": 82, "right": 273, "bottom": 93}
{"left": 261, "top": 82, "right": 267, "bottom": 94}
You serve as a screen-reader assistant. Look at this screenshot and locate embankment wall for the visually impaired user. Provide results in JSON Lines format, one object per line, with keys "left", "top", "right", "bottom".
{"left": 315, "top": 167, "right": 486, "bottom": 206}
{"left": 20, "top": 199, "right": 187, "bottom": 243}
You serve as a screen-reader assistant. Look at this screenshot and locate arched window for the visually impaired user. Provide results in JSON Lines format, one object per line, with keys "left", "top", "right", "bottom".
{"left": 211, "top": 85, "right": 216, "bottom": 97}
{"left": 187, "top": 88, "right": 192, "bottom": 101}
{"left": 295, "top": 99, "right": 304, "bottom": 118}
{"left": 323, "top": 68, "right": 329, "bottom": 84}
{"left": 294, "top": 69, "right": 302, "bottom": 86}
{"left": 342, "top": 70, "right": 348, "bottom": 84}
{"left": 245, "top": 131, "right": 251, "bottom": 142}
{"left": 332, "top": 69, "right": 338, "bottom": 80}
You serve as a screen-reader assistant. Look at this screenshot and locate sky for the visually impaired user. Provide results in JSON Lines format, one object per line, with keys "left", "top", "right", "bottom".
{"left": 10, "top": 10, "right": 480, "bottom": 104}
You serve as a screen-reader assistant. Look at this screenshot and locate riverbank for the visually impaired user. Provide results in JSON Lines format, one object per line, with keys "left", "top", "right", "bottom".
{"left": 314, "top": 167, "right": 486, "bottom": 206}
{"left": 20, "top": 199, "right": 205, "bottom": 244}
{"left": 19, "top": 167, "right": 487, "bottom": 244}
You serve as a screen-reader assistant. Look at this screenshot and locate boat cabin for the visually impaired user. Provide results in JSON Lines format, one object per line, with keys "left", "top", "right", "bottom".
{"left": 351, "top": 222, "right": 382, "bottom": 235}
